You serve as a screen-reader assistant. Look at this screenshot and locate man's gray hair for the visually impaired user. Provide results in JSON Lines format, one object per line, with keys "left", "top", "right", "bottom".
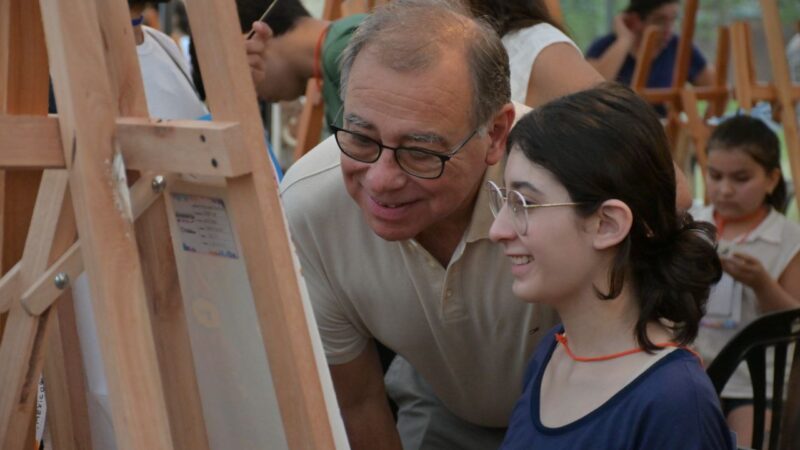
{"left": 338, "top": 0, "right": 510, "bottom": 128}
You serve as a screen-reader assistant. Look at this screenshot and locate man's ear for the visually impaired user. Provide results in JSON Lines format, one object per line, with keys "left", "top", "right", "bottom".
{"left": 485, "top": 103, "right": 516, "bottom": 166}
{"left": 592, "top": 199, "right": 633, "bottom": 250}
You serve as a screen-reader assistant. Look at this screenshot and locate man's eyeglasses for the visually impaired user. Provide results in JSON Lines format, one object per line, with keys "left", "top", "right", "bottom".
{"left": 330, "top": 125, "right": 478, "bottom": 179}
{"left": 487, "top": 180, "right": 585, "bottom": 236}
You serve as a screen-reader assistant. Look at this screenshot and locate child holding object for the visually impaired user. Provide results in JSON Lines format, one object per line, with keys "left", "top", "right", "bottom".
{"left": 693, "top": 115, "right": 800, "bottom": 444}
{"left": 489, "top": 83, "right": 735, "bottom": 449}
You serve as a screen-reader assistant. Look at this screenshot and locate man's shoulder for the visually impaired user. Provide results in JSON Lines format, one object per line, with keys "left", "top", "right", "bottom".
{"left": 280, "top": 136, "right": 349, "bottom": 216}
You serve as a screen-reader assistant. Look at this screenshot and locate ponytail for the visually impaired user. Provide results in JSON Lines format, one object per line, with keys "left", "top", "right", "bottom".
{"left": 631, "top": 214, "right": 721, "bottom": 350}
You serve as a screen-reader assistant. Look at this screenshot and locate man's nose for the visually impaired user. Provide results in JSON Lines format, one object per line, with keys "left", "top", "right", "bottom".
{"left": 364, "top": 149, "right": 408, "bottom": 192}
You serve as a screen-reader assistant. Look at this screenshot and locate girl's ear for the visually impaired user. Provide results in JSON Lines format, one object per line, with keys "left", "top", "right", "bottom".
{"left": 592, "top": 199, "right": 633, "bottom": 250}
{"left": 767, "top": 167, "right": 782, "bottom": 196}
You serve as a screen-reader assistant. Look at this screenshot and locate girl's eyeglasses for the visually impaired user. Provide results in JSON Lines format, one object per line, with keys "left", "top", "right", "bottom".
{"left": 487, "top": 180, "right": 585, "bottom": 236}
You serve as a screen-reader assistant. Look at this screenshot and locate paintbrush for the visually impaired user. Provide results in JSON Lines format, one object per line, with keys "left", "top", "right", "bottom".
{"left": 246, "top": 0, "right": 280, "bottom": 39}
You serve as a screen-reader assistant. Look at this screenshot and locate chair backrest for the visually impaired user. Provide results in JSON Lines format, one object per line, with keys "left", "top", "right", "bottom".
{"left": 706, "top": 308, "right": 800, "bottom": 450}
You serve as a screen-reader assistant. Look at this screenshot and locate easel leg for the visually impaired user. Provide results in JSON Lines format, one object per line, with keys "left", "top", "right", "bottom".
{"left": 0, "top": 170, "right": 75, "bottom": 450}
{"left": 42, "top": 285, "right": 94, "bottom": 450}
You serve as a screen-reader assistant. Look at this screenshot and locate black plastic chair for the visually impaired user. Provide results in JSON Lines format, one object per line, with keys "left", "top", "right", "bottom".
{"left": 706, "top": 308, "right": 800, "bottom": 450}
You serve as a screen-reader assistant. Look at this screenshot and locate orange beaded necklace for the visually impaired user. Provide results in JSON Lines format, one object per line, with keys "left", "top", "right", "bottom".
{"left": 554, "top": 333, "right": 701, "bottom": 363}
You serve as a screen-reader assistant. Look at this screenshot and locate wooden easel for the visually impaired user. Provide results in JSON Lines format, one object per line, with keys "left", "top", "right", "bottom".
{"left": 630, "top": 0, "right": 699, "bottom": 148}
{"left": 729, "top": 0, "right": 800, "bottom": 212}
{"left": 679, "top": 25, "right": 731, "bottom": 181}
{"left": 0, "top": 1, "right": 348, "bottom": 449}
{"left": 629, "top": 0, "right": 735, "bottom": 195}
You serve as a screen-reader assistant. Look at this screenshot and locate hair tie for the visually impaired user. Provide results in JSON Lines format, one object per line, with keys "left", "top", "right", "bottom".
{"left": 707, "top": 102, "right": 780, "bottom": 133}
{"left": 131, "top": 16, "right": 144, "bottom": 27}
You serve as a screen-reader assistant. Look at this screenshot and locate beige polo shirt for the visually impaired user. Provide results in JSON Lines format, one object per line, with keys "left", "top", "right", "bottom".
{"left": 279, "top": 107, "right": 557, "bottom": 427}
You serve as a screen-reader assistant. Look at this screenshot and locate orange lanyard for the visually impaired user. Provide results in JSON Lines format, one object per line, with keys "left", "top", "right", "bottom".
{"left": 713, "top": 207, "right": 768, "bottom": 244}
{"left": 555, "top": 333, "right": 702, "bottom": 363}
{"left": 313, "top": 24, "right": 331, "bottom": 91}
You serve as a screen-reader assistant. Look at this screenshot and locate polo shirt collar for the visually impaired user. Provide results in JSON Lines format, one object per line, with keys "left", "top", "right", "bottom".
{"left": 742, "top": 207, "right": 782, "bottom": 245}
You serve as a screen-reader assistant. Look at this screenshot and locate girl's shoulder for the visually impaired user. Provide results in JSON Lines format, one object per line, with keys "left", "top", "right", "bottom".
{"left": 502, "top": 23, "right": 577, "bottom": 52}
{"left": 628, "top": 351, "right": 736, "bottom": 448}
{"left": 772, "top": 210, "right": 800, "bottom": 240}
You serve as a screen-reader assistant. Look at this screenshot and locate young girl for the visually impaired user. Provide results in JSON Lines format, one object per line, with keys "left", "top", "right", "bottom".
{"left": 693, "top": 115, "right": 800, "bottom": 444}
{"left": 489, "top": 83, "right": 735, "bottom": 449}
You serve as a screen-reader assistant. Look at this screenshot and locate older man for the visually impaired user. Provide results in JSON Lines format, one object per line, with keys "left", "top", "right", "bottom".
{"left": 280, "top": 1, "right": 558, "bottom": 448}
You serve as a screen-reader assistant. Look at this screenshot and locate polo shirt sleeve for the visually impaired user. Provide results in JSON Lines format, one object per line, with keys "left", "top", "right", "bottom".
{"left": 292, "top": 232, "right": 369, "bottom": 365}
{"left": 280, "top": 155, "right": 371, "bottom": 366}
{"left": 688, "top": 44, "right": 708, "bottom": 84}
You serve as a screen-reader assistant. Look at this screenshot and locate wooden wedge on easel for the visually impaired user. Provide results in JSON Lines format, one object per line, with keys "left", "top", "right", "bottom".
{"left": 0, "top": 0, "right": 349, "bottom": 449}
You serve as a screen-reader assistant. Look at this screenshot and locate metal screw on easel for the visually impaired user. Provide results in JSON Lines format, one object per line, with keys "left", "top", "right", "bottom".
{"left": 53, "top": 273, "right": 70, "bottom": 290}
{"left": 151, "top": 175, "right": 167, "bottom": 193}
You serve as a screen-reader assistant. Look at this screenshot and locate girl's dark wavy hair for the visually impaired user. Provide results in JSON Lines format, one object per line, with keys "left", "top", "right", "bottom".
{"left": 465, "top": 0, "right": 565, "bottom": 37}
{"left": 508, "top": 82, "right": 722, "bottom": 351}
{"left": 625, "top": 0, "right": 679, "bottom": 19}
{"left": 706, "top": 114, "right": 787, "bottom": 213}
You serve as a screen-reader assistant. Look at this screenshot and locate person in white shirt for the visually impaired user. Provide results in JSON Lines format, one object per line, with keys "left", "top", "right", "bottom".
{"left": 465, "top": 0, "right": 603, "bottom": 107}
{"left": 692, "top": 114, "right": 800, "bottom": 446}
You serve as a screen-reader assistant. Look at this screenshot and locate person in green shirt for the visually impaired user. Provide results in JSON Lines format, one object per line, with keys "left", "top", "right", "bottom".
{"left": 244, "top": 0, "right": 364, "bottom": 130}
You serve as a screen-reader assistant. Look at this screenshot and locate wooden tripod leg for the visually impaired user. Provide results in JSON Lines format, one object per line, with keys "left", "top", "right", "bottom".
{"left": 0, "top": 6, "right": 49, "bottom": 418}
{"left": 0, "top": 170, "right": 75, "bottom": 450}
{"left": 293, "top": 79, "right": 325, "bottom": 161}
{"left": 731, "top": 22, "right": 754, "bottom": 111}
{"left": 0, "top": 0, "right": 49, "bottom": 273}
{"left": 631, "top": 26, "right": 661, "bottom": 94}
{"left": 706, "top": 26, "right": 730, "bottom": 120}
{"left": 671, "top": 0, "right": 697, "bottom": 88}
{"left": 40, "top": 0, "right": 174, "bottom": 447}
{"left": 760, "top": 0, "right": 800, "bottom": 213}
{"left": 42, "top": 284, "right": 93, "bottom": 450}
{"left": 681, "top": 88, "right": 711, "bottom": 174}
{"left": 94, "top": 0, "right": 210, "bottom": 448}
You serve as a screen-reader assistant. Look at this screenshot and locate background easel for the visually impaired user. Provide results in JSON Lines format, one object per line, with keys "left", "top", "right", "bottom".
{"left": 0, "top": 1, "right": 349, "bottom": 449}
{"left": 729, "top": 0, "right": 800, "bottom": 212}
{"left": 629, "top": 0, "right": 699, "bottom": 149}
{"left": 678, "top": 24, "right": 731, "bottom": 183}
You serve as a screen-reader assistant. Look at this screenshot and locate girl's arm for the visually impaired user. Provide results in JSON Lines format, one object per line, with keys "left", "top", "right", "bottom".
{"left": 586, "top": 14, "right": 635, "bottom": 81}
{"left": 723, "top": 251, "right": 800, "bottom": 312}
